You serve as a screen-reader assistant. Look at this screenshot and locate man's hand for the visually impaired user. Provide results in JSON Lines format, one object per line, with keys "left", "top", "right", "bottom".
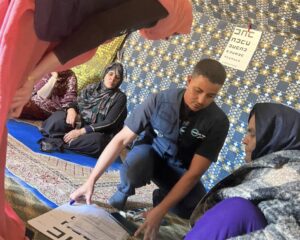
{"left": 66, "top": 108, "right": 77, "bottom": 127}
{"left": 64, "top": 128, "right": 86, "bottom": 143}
{"left": 134, "top": 207, "right": 164, "bottom": 240}
{"left": 69, "top": 179, "right": 95, "bottom": 205}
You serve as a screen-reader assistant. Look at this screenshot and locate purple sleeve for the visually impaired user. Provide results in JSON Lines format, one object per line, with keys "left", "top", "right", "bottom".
{"left": 59, "top": 73, "right": 78, "bottom": 108}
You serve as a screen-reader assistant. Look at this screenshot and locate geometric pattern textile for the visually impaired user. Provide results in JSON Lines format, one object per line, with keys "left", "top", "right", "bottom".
{"left": 119, "top": 10, "right": 300, "bottom": 190}
{"left": 192, "top": 0, "right": 300, "bottom": 40}
{"left": 72, "top": 35, "right": 126, "bottom": 91}
{"left": 6, "top": 134, "right": 155, "bottom": 210}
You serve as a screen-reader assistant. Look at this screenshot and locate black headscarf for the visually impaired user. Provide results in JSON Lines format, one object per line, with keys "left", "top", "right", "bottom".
{"left": 78, "top": 62, "right": 124, "bottom": 124}
{"left": 249, "top": 102, "right": 300, "bottom": 160}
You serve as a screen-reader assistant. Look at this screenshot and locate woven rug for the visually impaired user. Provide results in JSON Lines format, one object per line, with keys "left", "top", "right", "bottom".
{"left": 6, "top": 129, "right": 189, "bottom": 239}
{"left": 6, "top": 134, "right": 156, "bottom": 210}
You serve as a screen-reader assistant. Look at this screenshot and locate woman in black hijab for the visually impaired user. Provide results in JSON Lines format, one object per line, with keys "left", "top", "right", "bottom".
{"left": 40, "top": 62, "right": 127, "bottom": 157}
{"left": 185, "top": 103, "right": 300, "bottom": 240}
{"left": 247, "top": 103, "right": 300, "bottom": 160}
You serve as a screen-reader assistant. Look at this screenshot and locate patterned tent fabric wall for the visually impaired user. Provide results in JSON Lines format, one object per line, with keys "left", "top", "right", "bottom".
{"left": 72, "top": 35, "right": 126, "bottom": 91}
{"left": 119, "top": 10, "right": 300, "bottom": 190}
{"left": 192, "top": 0, "right": 300, "bottom": 40}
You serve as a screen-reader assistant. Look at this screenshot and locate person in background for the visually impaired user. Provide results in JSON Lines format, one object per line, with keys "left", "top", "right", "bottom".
{"left": 70, "top": 59, "right": 229, "bottom": 240}
{"left": 20, "top": 70, "right": 77, "bottom": 120}
{"left": 185, "top": 103, "right": 300, "bottom": 240}
{"left": 40, "top": 63, "right": 127, "bottom": 158}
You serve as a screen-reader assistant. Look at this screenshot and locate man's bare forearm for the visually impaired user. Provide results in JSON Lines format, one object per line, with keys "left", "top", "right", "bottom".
{"left": 88, "top": 127, "right": 137, "bottom": 184}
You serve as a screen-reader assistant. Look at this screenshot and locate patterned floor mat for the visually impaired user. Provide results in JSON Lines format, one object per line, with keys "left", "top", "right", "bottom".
{"left": 6, "top": 134, "right": 156, "bottom": 210}
{"left": 5, "top": 134, "right": 189, "bottom": 239}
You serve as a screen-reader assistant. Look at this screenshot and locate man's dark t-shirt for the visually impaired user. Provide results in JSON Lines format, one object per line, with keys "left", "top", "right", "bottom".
{"left": 125, "top": 88, "right": 229, "bottom": 169}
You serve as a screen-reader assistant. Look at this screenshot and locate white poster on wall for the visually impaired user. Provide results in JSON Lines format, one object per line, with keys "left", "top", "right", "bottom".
{"left": 220, "top": 27, "right": 262, "bottom": 71}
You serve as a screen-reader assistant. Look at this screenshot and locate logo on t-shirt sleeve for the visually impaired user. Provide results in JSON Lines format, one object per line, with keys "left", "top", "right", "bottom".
{"left": 191, "top": 129, "right": 206, "bottom": 139}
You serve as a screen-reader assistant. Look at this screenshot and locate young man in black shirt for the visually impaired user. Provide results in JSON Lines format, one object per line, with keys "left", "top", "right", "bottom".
{"left": 71, "top": 59, "right": 229, "bottom": 240}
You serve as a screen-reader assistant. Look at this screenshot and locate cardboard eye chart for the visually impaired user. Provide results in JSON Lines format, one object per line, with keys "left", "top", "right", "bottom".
{"left": 220, "top": 27, "right": 262, "bottom": 71}
{"left": 28, "top": 203, "right": 128, "bottom": 240}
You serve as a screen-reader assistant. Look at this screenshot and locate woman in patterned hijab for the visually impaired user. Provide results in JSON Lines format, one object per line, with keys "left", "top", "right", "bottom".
{"left": 40, "top": 62, "right": 127, "bottom": 157}
{"left": 77, "top": 63, "right": 124, "bottom": 126}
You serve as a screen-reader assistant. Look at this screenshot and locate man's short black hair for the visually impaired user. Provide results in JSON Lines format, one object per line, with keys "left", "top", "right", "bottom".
{"left": 192, "top": 59, "right": 226, "bottom": 85}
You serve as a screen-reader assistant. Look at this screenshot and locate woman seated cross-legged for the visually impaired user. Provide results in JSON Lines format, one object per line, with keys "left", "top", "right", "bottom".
{"left": 40, "top": 62, "right": 127, "bottom": 157}
{"left": 185, "top": 102, "right": 300, "bottom": 240}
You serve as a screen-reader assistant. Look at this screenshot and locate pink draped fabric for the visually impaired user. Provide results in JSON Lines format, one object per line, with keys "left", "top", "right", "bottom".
{"left": 0, "top": 0, "right": 97, "bottom": 239}
{"left": 139, "top": 0, "right": 193, "bottom": 40}
{"left": 0, "top": 0, "right": 9, "bottom": 27}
